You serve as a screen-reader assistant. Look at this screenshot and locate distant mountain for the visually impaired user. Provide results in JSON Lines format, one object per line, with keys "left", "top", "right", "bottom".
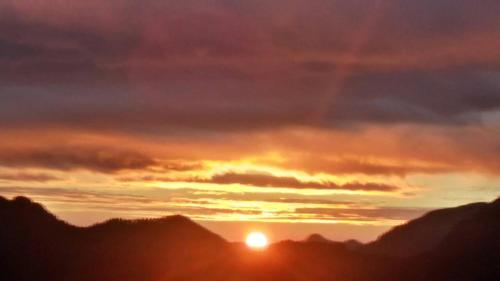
{"left": 0, "top": 195, "right": 498, "bottom": 281}
{"left": 305, "top": 234, "right": 363, "bottom": 250}
{"left": 363, "top": 201, "right": 488, "bottom": 257}
{"left": 344, "top": 239, "right": 364, "bottom": 251}
{"left": 305, "top": 233, "right": 334, "bottom": 243}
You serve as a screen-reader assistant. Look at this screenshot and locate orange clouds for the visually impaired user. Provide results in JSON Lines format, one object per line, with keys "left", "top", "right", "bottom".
{"left": 0, "top": 0, "right": 500, "bottom": 241}
{"left": 1, "top": 125, "right": 500, "bottom": 181}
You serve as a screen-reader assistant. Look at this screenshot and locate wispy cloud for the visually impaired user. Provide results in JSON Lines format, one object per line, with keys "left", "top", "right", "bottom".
{"left": 0, "top": 172, "right": 60, "bottom": 182}
{"left": 0, "top": 146, "right": 157, "bottom": 173}
{"left": 195, "top": 171, "right": 400, "bottom": 191}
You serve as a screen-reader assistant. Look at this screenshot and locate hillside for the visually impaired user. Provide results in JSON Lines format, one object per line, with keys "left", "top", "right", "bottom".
{"left": 0, "top": 195, "right": 498, "bottom": 281}
{"left": 363, "top": 201, "right": 488, "bottom": 257}
{"left": 415, "top": 198, "right": 500, "bottom": 280}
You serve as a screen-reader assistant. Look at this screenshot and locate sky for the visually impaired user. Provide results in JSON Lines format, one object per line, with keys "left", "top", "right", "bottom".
{"left": 0, "top": 0, "right": 499, "bottom": 242}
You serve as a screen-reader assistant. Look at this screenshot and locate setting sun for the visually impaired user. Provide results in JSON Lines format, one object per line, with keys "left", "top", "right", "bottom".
{"left": 245, "top": 232, "right": 269, "bottom": 249}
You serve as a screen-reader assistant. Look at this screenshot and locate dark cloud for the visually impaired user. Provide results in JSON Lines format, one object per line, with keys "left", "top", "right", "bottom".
{"left": 119, "top": 171, "right": 400, "bottom": 191}
{"left": 288, "top": 157, "right": 454, "bottom": 176}
{"left": 0, "top": 146, "right": 157, "bottom": 173}
{"left": 160, "top": 161, "right": 204, "bottom": 172}
{"left": 327, "top": 70, "right": 500, "bottom": 126}
{"left": 0, "top": 0, "right": 499, "bottom": 133}
{"left": 201, "top": 172, "right": 400, "bottom": 191}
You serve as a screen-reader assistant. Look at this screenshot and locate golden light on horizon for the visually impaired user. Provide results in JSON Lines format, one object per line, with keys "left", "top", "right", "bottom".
{"left": 245, "top": 231, "right": 269, "bottom": 249}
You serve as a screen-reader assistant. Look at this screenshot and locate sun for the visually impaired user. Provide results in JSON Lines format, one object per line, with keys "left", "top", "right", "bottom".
{"left": 245, "top": 231, "right": 268, "bottom": 249}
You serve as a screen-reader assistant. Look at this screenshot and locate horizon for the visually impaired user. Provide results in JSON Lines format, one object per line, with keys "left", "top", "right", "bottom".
{"left": 1, "top": 194, "right": 497, "bottom": 243}
{"left": 1, "top": 0, "right": 500, "bottom": 243}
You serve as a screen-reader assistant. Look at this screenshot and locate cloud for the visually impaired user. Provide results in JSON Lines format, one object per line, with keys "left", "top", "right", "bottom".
{"left": 296, "top": 207, "right": 430, "bottom": 221}
{"left": 160, "top": 161, "right": 204, "bottom": 172}
{"left": 169, "top": 194, "right": 357, "bottom": 207}
{"left": 1, "top": 0, "right": 499, "bottom": 234}
{"left": 284, "top": 156, "right": 455, "bottom": 176}
{"left": 198, "top": 171, "right": 400, "bottom": 191}
{"left": 0, "top": 186, "right": 417, "bottom": 225}
{"left": 0, "top": 0, "right": 499, "bottom": 134}
{"left": 0, "top": 187, "right": 157, "bottom": 205}
{"left": 118, "top": 170, "right": 401, "bottom": 191}
{"left": 256, "top": 197, "right": 354, "bottom": 205}
{"left": 0, "top": 172, "right": 60, "bottom": 182}
{"left": 0, "top": 146, "right": 157, "bottom": 173}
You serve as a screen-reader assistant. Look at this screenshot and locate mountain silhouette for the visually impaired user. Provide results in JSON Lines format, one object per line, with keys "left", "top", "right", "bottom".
{"left": 305, "top": 233, "right": 335, "bottom": 243}
{"left": 363, "top": 201, "right": 488, "bottom": 257}
{"left": 305, "top": 234, "right": 363, "bottom": 251}
{"left": 0, "top": 196, "right": 227, "bottom": 281}
{"left": 0, "top": 195, "right": 498, "bottom": 281}
{"left": 413, "top": 198, "right": 500, "bottom": 280}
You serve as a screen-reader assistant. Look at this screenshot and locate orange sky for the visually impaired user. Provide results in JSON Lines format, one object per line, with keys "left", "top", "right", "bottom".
{"left": 0, "top": 0, "right": 499, "bottom": 241}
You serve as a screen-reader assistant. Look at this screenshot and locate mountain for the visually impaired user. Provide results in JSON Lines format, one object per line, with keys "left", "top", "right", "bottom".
{"left": 414, "top": 198, "right": 500, "bottom": 281}
{"left": 305, "top": 234, "right": 363, "bottom": 250}
{"left": 363, "top": 201, "right": 488, "bottom": 257}
{"left": 0, "top": 195, "right": 498, "bottom": 281}
{"left": 344, "top": 239, "right": 364, "bottom": 251}
{"left": 306, "top": 233, "right": 332, "bottom": 243}
{"left": 0, "top": 196, "right": 227, "bottom": 281}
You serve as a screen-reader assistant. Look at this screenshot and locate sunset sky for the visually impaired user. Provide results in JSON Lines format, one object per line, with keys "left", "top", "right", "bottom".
{"left": 1, "top": 0, "right": 499, "bottom": 242}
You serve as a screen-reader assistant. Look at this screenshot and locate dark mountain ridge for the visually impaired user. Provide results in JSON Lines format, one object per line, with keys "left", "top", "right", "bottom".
{"left": 0, "top": 195, "right": 498, "bottom": 281}
{"left": 364, "top": 201, "right": 489, "bottom": 257}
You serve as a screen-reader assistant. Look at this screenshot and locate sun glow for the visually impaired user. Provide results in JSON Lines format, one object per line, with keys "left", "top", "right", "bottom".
{"left": 245, "top": 231, "right": 269, "bottom": 249}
